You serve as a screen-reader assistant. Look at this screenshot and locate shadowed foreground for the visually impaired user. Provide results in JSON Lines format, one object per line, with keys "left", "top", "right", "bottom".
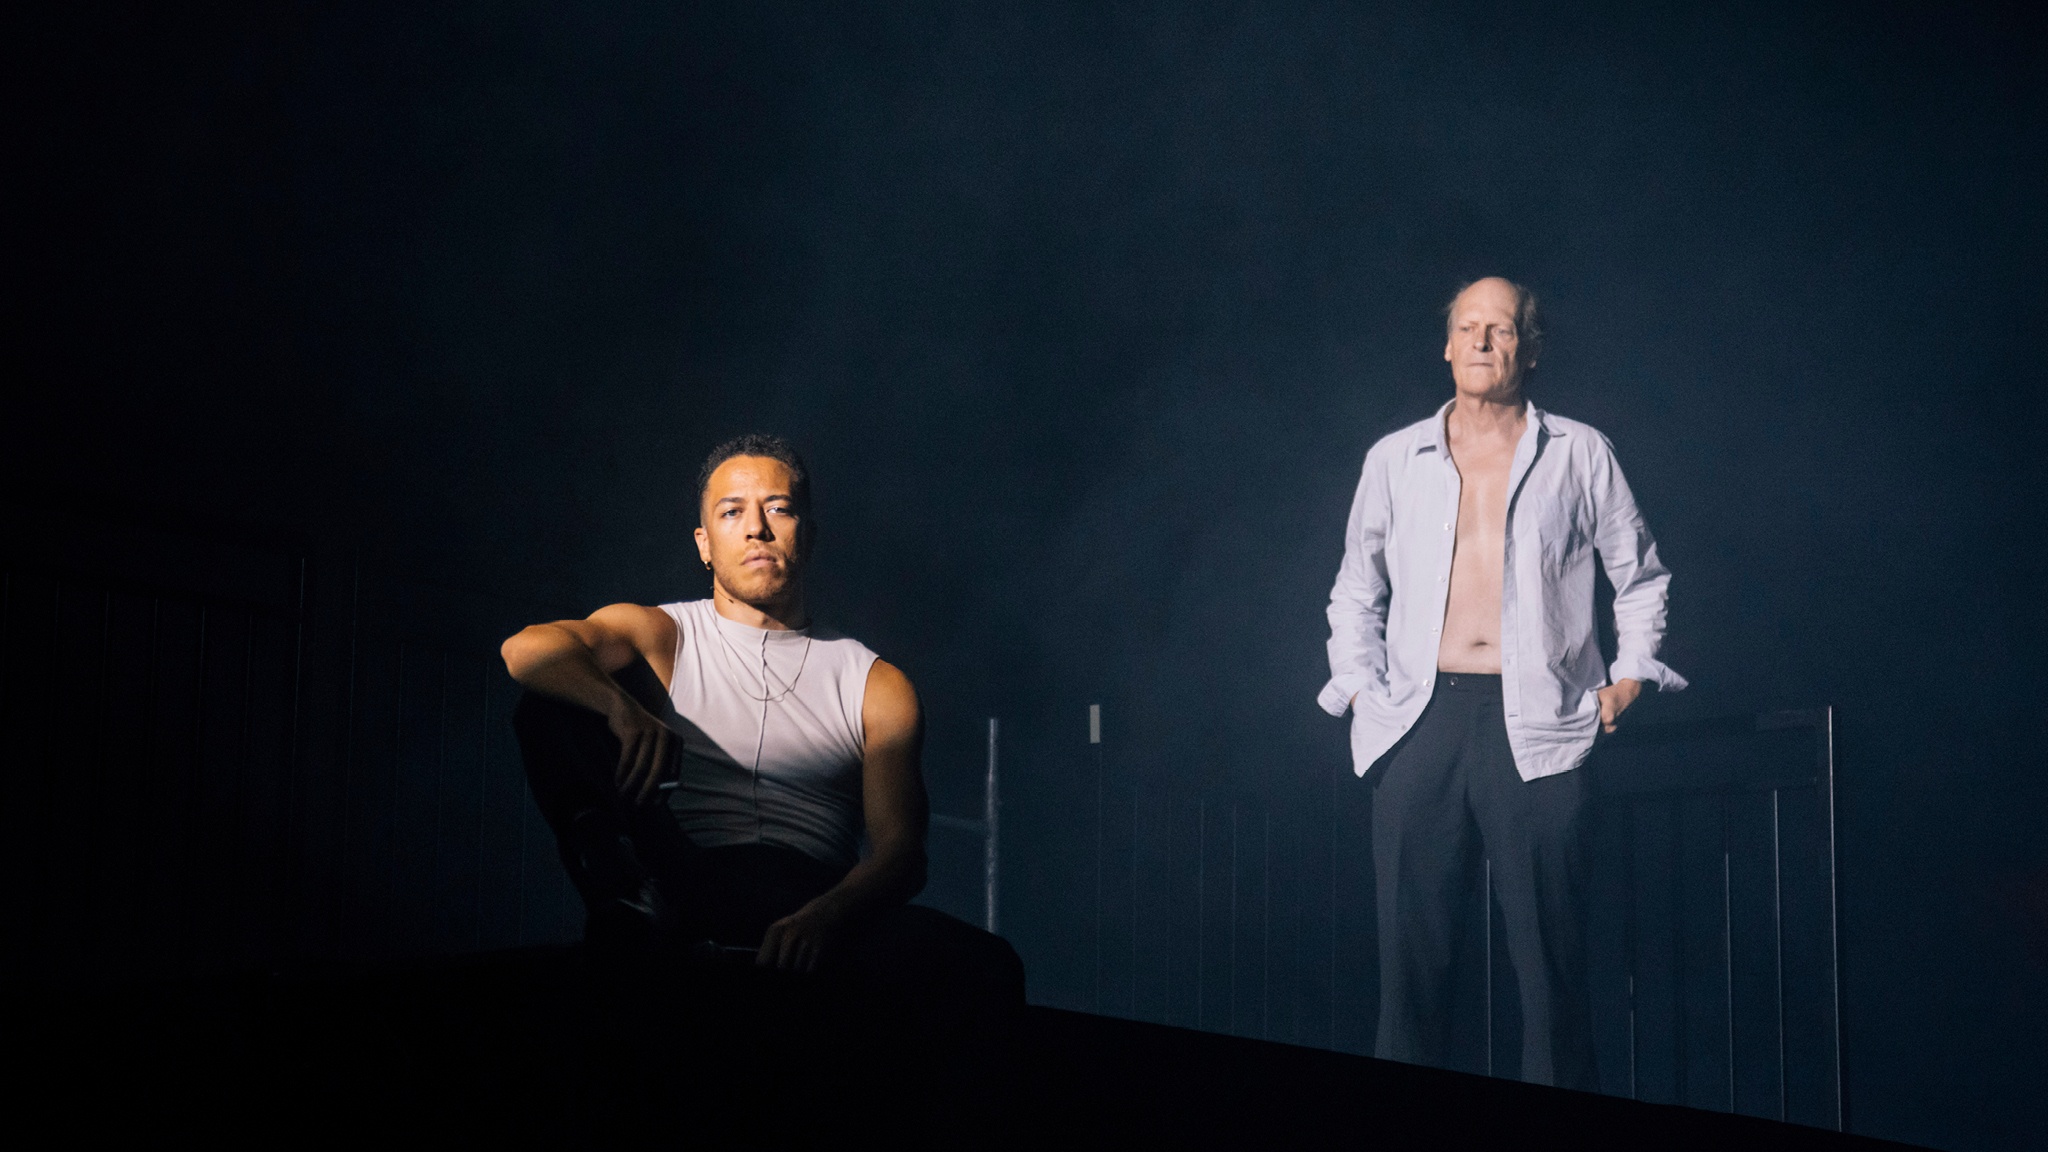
{"left": 12, "top": 948, "right": 1920, "bottom": 1149}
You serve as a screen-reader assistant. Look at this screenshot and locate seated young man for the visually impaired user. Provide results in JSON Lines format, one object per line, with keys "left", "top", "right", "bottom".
{"left": 500, "top": 433, "right": 1020, "bottom": 1009}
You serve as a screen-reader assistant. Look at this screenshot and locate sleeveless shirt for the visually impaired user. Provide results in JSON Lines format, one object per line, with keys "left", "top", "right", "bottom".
{"left": 656, "top": 599, "right": 878, "bottom": 871}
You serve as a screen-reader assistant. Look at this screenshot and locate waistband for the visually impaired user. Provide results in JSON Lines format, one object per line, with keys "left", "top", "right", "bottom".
{"left": 1436, "top": 671, "right": 1502, "bottom": 692}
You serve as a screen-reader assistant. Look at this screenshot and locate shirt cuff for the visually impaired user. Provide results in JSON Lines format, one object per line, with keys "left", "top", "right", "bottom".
{"left": 1609, "top": 655, "right": 1689, "bottom": 693}
{"left": 1319, "top": 673, "right": 1369, "bottom": 717}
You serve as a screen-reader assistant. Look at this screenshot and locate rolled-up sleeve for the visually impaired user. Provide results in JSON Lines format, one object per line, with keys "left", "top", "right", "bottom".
{"left": 1589, "top": 434, "right": 1688, "bottom": 693}
{"left": 1321, "top": 448, "right": 1396, "bottom": 716}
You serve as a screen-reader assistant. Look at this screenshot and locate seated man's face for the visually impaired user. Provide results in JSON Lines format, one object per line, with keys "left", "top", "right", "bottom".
{"left": 696, "top": 455, "right": 807, "bottom": 608}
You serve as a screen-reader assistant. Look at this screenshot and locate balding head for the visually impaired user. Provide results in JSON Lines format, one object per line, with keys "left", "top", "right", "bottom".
{"left": 1443, "top": 277, "right": 1541, "bottom": 400}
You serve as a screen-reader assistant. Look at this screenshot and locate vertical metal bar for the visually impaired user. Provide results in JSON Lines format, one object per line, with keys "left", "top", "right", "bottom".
{"left": 1772, "top": 788, "right": 1786, "bottom": 1123}
{"left": 1229, "top": 804, "right": 1239, "bottom": 1036}
{"left": 1164, "top": 789, "right": 1175, "bottom": 1019}
{"left": 1672, "top": 797, "right": 1688, "bottom": 1106}
{"left": 1197, "top": 800, "right": 1207, "bottom": 1029}
{"left": 1129, "top": 779, "right": 1139, "bottom": 1016}
{"left": 1329, "top": 781, "right": 1339, "bottom": 1050}
{"left": 984, "top": 717, "right": 999, "bottom": 935}
{"left": 1262, "top": 808, "right": 1271, "bottom": 1041}
{"left": 1724, "top": 797, "right": 1735, "bottom": 1113}
{"left": 1821, "top": 708, "right": 1845, "bottom": 1131}
{"left": 1292, "top": 803, "right": 1307, "bottom": 1047}
{"left": 1627, "top": 798, "right": 1639, "bottom": 1100}
{"left": 1094, "top": 727, "right": 1104, "bottom": 1014}
{"left": 1484, "top": 856, "right": 1493, "bottom": 1077}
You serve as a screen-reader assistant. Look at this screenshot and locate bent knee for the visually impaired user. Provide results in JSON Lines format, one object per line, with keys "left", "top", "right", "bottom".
{"left": 512, "top": 689, "right": 604, "bottom": 733}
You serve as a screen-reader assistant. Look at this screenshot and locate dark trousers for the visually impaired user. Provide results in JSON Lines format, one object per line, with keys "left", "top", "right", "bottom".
{"left": 508, "top": 687, "right": 1027, "bottom": 1144}
{"left": 510, "top": 689, "right": 1024, "bottom": 1014}
{"left": 1370, "top": 672, "right": 1594, "bottom": 1088}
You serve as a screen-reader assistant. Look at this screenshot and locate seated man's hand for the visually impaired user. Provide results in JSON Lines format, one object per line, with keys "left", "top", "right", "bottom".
{"left": 607, "top": 702, "right": 672, "bottom": 806}
{"left": 757, "top": 900, "right": 847, "bottom": 974}
{"left": 1596, "top": 678, "right": 1643, "bottom": 734}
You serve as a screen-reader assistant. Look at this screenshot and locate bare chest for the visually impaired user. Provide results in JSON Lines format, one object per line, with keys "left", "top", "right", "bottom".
{"left": 1449, "top": 439, "right": 1516, "bottom": 539}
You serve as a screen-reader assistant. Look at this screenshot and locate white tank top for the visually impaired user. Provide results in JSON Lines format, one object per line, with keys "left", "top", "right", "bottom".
{"left": 656, "top": 600, "right": 878, "bottom": 871}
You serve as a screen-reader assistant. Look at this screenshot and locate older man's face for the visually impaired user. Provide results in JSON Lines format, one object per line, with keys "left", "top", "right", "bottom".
{"left": 1442, "top": 278, "right": 1531, "bottom": 399}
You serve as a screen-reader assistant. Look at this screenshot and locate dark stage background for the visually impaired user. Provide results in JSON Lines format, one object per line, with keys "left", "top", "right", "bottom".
{"left": 6, "top": 3, "right": 2044, "bottom": 1148}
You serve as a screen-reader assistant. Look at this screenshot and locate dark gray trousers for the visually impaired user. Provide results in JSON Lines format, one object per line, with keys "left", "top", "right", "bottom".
{"left": 1371, "top": 672, "right": 1595, "bottom": 1088}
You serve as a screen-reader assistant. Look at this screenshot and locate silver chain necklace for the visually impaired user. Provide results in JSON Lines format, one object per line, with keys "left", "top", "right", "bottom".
{"left": 709, "top": 611, "right": 813, "bottom": 703}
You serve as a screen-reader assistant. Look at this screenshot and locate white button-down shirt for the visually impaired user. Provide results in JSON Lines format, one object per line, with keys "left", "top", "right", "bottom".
{"left": 1320, "top": 400, "right": 1686, "bottom": 781}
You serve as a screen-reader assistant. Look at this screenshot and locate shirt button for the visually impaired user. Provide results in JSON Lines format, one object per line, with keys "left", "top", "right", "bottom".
{"left": 1442, "top": 522, "right": 1451, "bottom": 531}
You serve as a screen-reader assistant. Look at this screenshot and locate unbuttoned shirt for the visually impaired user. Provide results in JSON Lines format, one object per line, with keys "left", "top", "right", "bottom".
{"left": 1320, "top": 400, "right": 1686, "bottom": 781}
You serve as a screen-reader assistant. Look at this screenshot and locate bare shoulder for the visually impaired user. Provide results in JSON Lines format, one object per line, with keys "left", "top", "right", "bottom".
{"left": 586, "top": 601, "right": 674, "bottom": 639}
{"left": 862, "top": 658, "right": 922, "bottom": 742}
{"left": 585, "top": 603, "right": 679, "bottom": 668}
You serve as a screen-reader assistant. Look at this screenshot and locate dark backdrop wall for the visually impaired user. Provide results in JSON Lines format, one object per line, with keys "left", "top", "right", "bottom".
{"left": 7, "top": 4, "right": 2045, "bottom": 1149}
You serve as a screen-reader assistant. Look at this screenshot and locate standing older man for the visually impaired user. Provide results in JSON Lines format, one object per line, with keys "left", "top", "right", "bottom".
{"left": 1321, "top": 278, "right": 1685, "bottom": 1088}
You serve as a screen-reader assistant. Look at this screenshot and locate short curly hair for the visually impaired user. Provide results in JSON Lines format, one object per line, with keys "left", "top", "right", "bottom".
{"left": 1444, "top": 278, "right": 1543, "bottom": 365}
{"left": 696, "top": 433, "right": 811, "bottom": 524}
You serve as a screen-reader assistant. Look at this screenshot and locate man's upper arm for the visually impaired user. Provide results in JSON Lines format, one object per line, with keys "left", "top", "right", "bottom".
{"left": 1586, "top": 437, "right": 1663, "bottom": 596}
{"left": 1322, "top": 444, "right": 1397, "bottom": 714}
{"left": 1587, "top": 435, "right": 1688, "bottom": 692}
{"left": 860, "top": 659, "right": 929, "bottom": 854}
{"left": 1334, "top": 446, "right": 1396, "bottom": 609}
{"left": 575, "top": 603, "right": 677, "bottom": 674}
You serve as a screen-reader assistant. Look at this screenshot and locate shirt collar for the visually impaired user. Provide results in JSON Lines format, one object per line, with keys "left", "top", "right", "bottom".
{"left": 1416, "top": 397, "right": 1562, "bottom": 454}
